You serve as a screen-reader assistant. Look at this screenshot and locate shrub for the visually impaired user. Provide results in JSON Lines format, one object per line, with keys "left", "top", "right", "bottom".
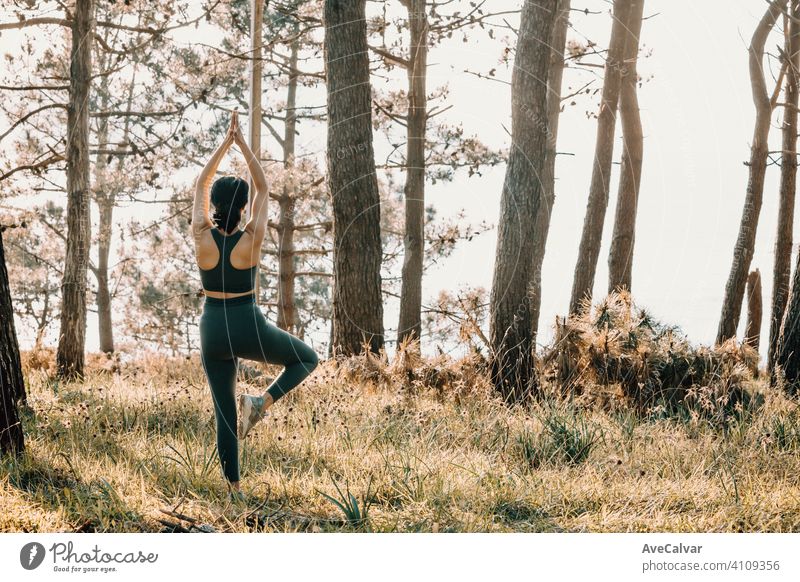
{"left": 541, "top": 290, "right": 757, "bottom": 421}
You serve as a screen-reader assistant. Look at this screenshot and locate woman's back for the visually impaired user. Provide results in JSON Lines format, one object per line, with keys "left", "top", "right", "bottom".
{"left": 197, "top": 228, "right": 258, "bottom": 294}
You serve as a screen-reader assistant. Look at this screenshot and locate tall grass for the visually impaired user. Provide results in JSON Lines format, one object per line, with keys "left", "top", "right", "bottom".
{"left": 2, "top": 327, "right": 800, "bottom": 533}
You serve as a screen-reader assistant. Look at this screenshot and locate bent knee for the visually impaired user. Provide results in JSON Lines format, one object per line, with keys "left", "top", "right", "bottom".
{"left": 305, "top": 349, "right": 320, "bottom": 371}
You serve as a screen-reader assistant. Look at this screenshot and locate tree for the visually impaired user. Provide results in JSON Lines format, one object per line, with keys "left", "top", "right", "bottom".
{"left": 0, "top": 224, "right": 26, "bottom": 457}
{"left": 56, "top": 0, "right": 94, "bottom": 379}
{"left": 568, "top": 0, "right": 635, "bottom": 315}
{"left": 489, "top": 0, "right": 558, "bottom": 402}
{"left": 744, "top": 268, "right": 762, "bottom": 351}
{"left": 717, "top": 0, "right": 787, "bottom": 344}
{"left": 531, "top": 0, "right": 571, "bottom": 346}
{"left": 248, "top": 0, "right": 266, "bottom": 225}
{"left": 769, "top": 0, "right": 800, "bottom": 376}
{"left": 608, "top": 0, "right": 646, "bottom": 293}
{"left": 273, "top": 22, "right": 326, "bottom": 334}
{"left": 92, "top": 67, "right": 114, "bottom": 354}
{"left": 776, "top": 251, "right": 800, "bottom": 392}
{"left": 368, "top": 2, "right": 505, "bottom": 351}
{"left": 246, "top": 0, "right": 265, "bottom": 306}
{"left": 324, "top": 0, "right": 385, "bottom": 356}
{"left": 396, "top": 0, "right": 429, "bottom": 350}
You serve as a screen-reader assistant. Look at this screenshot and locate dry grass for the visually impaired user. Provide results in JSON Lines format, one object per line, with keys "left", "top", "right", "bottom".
{"left": 541, "top": 290, "right": 759, "bottom": 424}
{"left": 3, "top": 327, "right": 800, "bottom": 533}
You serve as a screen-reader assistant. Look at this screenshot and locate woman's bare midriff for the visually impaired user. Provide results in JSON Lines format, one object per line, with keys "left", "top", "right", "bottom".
{"left": 203, "top": 289, "right": 256, "bottom": 299}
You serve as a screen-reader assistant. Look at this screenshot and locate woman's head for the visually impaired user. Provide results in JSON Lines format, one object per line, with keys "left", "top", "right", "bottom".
{"left": 210, "top": 176, "right": 249, "bottom": 233}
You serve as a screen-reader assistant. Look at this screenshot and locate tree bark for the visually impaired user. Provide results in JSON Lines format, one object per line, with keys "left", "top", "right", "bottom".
{"left": 569, "top": 0, "right": 635, "bottom": 315}
{"left": 93, "top": 65, "right": 114, "bottom": 354}
{"left": 56, "top": 0, "right": 94, "bottom": 380}
{"left": 0, "top": 227, "right": 26, "bottom": 456}
{"left": 93, "top": 58, "right": 137, "bottom": 355}
{"left": 248, "top": 0, "right": 266, "bottom": 302}
{"left": 325, "top": 0, "right": 385, "bottom": 356}
{"left": 716, "top": 0, "right": 787, "bottom": 344}
{"left": 769, "top": 0, "right": 800, "bottom": 376}
{"left": 489, "top": 0, "right": 558, "bottom": 403}
{"left": 744, "top": 268, "right": 762, "bottom": 351}
{"left": 34, "top": 291, "right": 50, "bottom": 350}
{"left": 277, "top": 34, "right": 299, "bottom": 333}
{"left": 95, "top": 196, "right": 114, "bottom": 353}
{"left": 608, "top": 0, "right": 645, "bottom": 294}
{"left": 397, "top": 0, "right": 429, "bottom": 351}
{"left": 776, "top": 244, "right": 800, "bottom": 393}
{"left": 248, "top": 0, "right": 265, "bottom": 222}
{"left": 531, "top": 0, "right": 570, "bottom": 347}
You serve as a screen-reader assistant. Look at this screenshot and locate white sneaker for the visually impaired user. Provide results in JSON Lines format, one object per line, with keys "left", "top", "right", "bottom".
{"left": 238, "top": 394, "right": 268, "bottom": 439}
{"left": 227, "top": 489, "right": 247, "bottom": 505}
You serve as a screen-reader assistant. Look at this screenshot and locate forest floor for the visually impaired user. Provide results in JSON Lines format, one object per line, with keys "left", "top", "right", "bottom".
{"left": 2, "top": 350, "right": 800, "bottom": 533}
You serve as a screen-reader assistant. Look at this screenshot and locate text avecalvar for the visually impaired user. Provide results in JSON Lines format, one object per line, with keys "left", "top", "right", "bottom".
{"left": 642, "top": 544, "right": 702, "bottom": 554}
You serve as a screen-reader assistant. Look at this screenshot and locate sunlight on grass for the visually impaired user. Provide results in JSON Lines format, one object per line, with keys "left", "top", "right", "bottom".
{"left": 2, "top": 344, "right": 800, "bottom": 533}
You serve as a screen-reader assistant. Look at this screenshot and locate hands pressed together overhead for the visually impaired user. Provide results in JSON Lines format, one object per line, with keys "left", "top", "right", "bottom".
{"left": 224, "top": 109, "right": 246, "bottom": 148}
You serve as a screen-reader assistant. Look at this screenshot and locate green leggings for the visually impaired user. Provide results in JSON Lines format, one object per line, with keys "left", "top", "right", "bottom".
{"left": 199, "top": 294, "right": 319, "bottom": 483}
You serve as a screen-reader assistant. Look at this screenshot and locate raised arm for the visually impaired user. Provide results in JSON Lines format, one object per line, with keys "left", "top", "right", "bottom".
{"left": 232, "top": 119, "right": 269, "bottom": 243}
{"left": 192, "top": 115, "right": 236, "bottom": 239}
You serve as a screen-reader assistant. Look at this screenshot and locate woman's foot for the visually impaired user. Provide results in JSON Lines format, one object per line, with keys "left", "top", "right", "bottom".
{"left": 227, "top": 489, "right": 248, "bottom": 504}
{"left": 238, "top": 394, "right": 268, "bottom": 439}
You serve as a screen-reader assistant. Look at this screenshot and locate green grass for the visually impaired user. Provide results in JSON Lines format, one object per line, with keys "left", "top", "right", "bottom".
{"left": 2, "top": 350, "right": 800, "bottom": 532}
{"left": 516, "top": 402, "right": 601, "bottom": 469}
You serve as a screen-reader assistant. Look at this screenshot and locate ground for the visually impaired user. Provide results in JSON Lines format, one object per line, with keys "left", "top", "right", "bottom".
{"left": 1, "top": 351, "right": 799, "bottom": 533}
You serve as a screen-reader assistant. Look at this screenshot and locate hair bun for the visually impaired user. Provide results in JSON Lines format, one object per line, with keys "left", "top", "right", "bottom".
{"left": 210, "top": 176, "right": 249, "bottom": 233}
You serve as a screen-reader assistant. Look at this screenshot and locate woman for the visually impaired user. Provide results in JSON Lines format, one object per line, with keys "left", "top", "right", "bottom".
{"left": 192, "top": 110, "right": 319, "bottom": 502}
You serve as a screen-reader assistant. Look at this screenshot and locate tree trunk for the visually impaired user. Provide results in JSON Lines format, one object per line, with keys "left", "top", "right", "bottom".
{"left": 327, "top": 316, "right": 334, "bottom": 359}
{"left": 96, "top": 65, "right": 136, "bottom": 352}
{"left": 489, "top": 0, "right": 558, "bottom": 403}
{"left": 277, "top": 35, "right": 299, "bottom": 333}
{"left": 248, "top": 0, "right": 266, "bottom": 305}
{"left": 744, "top": 268, "right": 762, "bottom": 351}
{"left": 0, "top": 227, "right": 26, "bottom": 456}
{"left": 776, "top": 245, "right": 800, "bottom": 393}
{"left": 93, "top": 66, "right": 114, "bottom": 353}
{"left": 248, "top": 0, "right": 265, "bottom": 223}
{"left": 716, "top": 0, "right": 786, "bottom": 344}
{"left": 95, "top": 196, "right": 114, "bottom": 353}
{"left": 769, "top": 0, "right": 800, "bottom": 377}
{"left": 34, "top": 291, "right": 50, "bottom": 350}
{"left": 569, "top": 0, "right": 635, "bottom": 315}
{"left": 531, "top": 0, "right": 571, "bottom": 347}
{"left": 325, "top": 0, "right": 385, "bottom": 356}
{"left": 56, "top": 0, "right": 93, "bottom": 380}
{"left": 397, "top": 0, "right": 429, "bottom": 351}
{"left": 608, "top": 0, "right": 645, "bottom": 294}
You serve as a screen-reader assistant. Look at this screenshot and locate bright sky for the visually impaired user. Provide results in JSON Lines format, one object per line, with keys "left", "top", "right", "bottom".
{"left": 2, "top": 1, "right": 794, "bottom": 364}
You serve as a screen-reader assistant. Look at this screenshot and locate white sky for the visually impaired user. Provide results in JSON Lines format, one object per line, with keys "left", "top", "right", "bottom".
{"left": 1, "top": 1, "right": 795, "bottom": 364}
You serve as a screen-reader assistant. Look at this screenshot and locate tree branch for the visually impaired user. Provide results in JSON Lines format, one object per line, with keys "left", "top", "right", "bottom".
{"left": 0, "top": 103, "right": 66, "bottom": 143}
{"left": 368, "top": 44, "right": 410, "bottom": 68}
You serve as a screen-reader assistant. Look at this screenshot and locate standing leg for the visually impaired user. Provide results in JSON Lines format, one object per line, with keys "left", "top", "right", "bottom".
{"left": 200, "top": 352, "right": 240, "bottom": 486}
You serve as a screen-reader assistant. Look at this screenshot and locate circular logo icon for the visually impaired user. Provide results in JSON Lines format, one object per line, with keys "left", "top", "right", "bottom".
{"left": 20, "top": 542, "right": 46, "bottom": 570}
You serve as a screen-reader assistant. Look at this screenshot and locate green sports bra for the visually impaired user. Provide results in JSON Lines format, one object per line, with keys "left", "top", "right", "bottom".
{"left": 199, "top": 229, "right": 258, "bottom": 293}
